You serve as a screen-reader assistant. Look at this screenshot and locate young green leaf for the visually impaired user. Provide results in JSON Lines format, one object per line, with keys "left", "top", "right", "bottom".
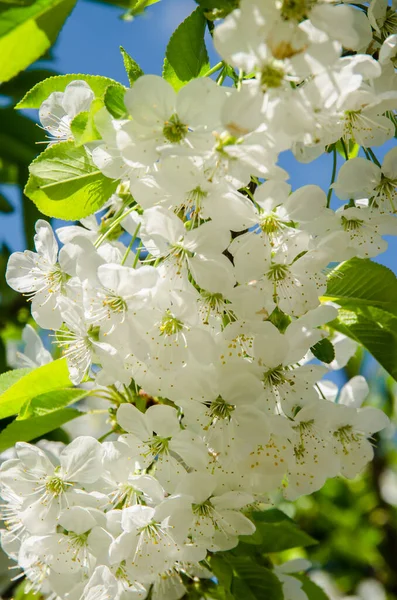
{"left": 310, "top": 338, "right": 335, "bottom": 364}
{"left": 335, "top": 139, "right": 359, "bottom": 160}
{"left": 163, "top": 7, "right": 210, "bottom": 91}
{"left": 0, "top": 367, "right": 31, "bottom": 396}
{"left": 120, "top": 47, "right": 144, "bottom": 85}
{"left": 324, "top": 258, "right": 397, "bottom": 316}
{"left": 18, "top": 387, "right": 89, "bottom": 420}
{"left": 240, "top": 511, "right": 317, "bottom": 552}
{"left": 0, "top": 407, "right": 83, "bottom": 452}
{"left": 25, "top": 141, "right": 119, "bottom": 220}
{"left": 0, "top": 359, "right": 71, "bottom": 420}
{"left": 195, "top": 0, "right": 237, "bottom": 7}
{"left": 16, "top": 74, "right": 120, "bottom": 109}
{"left": 226, "top": 556, "right": 283, "bottom": 600}
{"left": 70, "top": 112, "right": 98, "bottom": 146}
{"left": 251, "top": 509, "right": 292, "bottom": 523}
{"left": 209, "top": 555, "right": 233, "bottom": 592}
{"left": 104, "top": 84, "right": 128, "bottom": 119}
{"left": 70, "top": 97, "right": 104, "bottom": 146}
{"left": 330, "top": 307, "right": 397, "bottom": 381}
{"left": 124, "top": 0, "right": 160, "bottom": 17}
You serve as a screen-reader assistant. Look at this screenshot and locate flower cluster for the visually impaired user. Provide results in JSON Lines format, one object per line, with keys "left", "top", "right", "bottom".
{"left": 2, "top": 0, "right": 397, "bottom": 598}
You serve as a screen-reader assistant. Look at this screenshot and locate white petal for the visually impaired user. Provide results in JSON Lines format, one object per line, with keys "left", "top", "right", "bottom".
{"left": 34, "top": 219, "right": 58, "bottom": 264}
{"left": 332, "top": 158, "right": 381, "bottom": 200}
{"left": 382, "top": 146, "right": 397, "bottom": 180}
{"left": 339, "top": 376, "right": 369, "bottom": 408}
{"left": 145, "top": 404, "right": 181, "bottom": 438}
{"left": 124, "top": 74, "right": 176, "bottom": 126}
{"left": 60, "top": 436, "right": 103, "bottom": 483}
{"left": 117, "top": 403, "right": 152, "bottom": 440}
{"left": 212, "top": 491, "right": 253, "bottom": 511}
{"left": 355, "top": 407, "right": 389, "bottom": 435}
{"left": 62, "top": 80, "right": 94, "bottom": 119}
{"left": 58, "top": 506, "right": 97, "bottom": 534}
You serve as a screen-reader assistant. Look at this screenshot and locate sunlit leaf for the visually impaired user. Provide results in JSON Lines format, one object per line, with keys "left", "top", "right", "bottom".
{"left": 163, "top": 7, "right": 210, "bottom": 91}
{"left": 0, "top": 359, "right": 71, "bottom": 419}
{"left": 0, "top": 0, "right": 76, "bottom": 83}
{"left": 0, "top": 407, "right": 83, "bottom": 451}
{"left": 18, "top": 387, "right": 89, "bottom": 419}
{"left": 324, "top": 258, "right": 397, "bottom": 316}
{"left": 16, "top": 73, "right": 120, "bottom": 108}
{"left": 104, "top": 84, "right": 127, "bottom": 119}
{"left": 120, "top": 46, "right": 144, "bottom": 85}
{"left": 25, "top": 141, "right": 119, "bottom": 220}
{"left": 330, "top": 307, "right": 397, "bottom": 381}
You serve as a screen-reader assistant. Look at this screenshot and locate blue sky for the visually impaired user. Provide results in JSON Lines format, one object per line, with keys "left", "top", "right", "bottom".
{"left": 0, "top": 0, "right": 396, "bottom": 273}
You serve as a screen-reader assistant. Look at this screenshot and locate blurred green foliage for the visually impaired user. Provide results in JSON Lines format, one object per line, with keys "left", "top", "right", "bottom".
{"left": 289, "top": 360, "right": 397, "bottom": 599}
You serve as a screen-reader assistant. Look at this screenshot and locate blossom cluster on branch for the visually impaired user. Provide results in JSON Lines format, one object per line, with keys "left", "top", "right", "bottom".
{"left": 1, "top": 0, "right": 397, "bottom": 598}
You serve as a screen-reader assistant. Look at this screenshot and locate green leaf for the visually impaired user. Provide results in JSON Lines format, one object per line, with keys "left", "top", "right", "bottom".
{"left": 255, "top": 522, "right": 317, "bottom": 553}
{"left": 252, "top": 509, "right": 292, "bottom": 523}
{"left": 70, "top": 97, "right": 104, "bottom": 146}
{"left": 0, "top": 0, "right": 34, "bottom": 5}
{"left": 293, "top": 575, "right": 330, "bottom": 600}
{"left": 163, "top": 7, "right": 210, "bottom": 91}
{"left": 241, "top": 511, "right": 317, "bottom": 552}
{"left": 335, "top": 139, "right": 359, "bottom": 160}
{"left": 13, "top": 581, "right": 45, "bottom": 600}
{"left": 0, "top": 367, "right": 31, "bottom": 395}
{"left": 126, "top": 0, "right": 160, "bottom": 17}
{"left": 18, "top": 387, "right": 89, "bottom": 420}
{"left": 104, "top": 84, "right": 128, "bottom": 119}
{"left": 70, "top": 111, "right": 97, "bottom": 145}
{"left": 91, "top": 0, "right": 159, "bottom": 12}
{"left": 0, "top": 0, "right": 76, "bottom": 83}
{"left": 310, "top": 338, "right": 335, "bottom": 364}
{"left": 195, "top": 0, "right": 237, "bottom": 7}
{"left": 120, "top": 46, "right": 144, "bottom": 85}
{"left": 323, "top": 258, "right": 397, "bottom": 379}
{"left": 210, "top": 555, "right": 233, "bottom": 592}
{"left": 16, "top": 73, "right": 121, "bottom": 109}
{"left": 0, "top": 359, "right": 71, "bottom": 419}
{"left": 323, "top": 258, "right": 397, "bottom": 316}
{"left": 25, "top": 141, "right": 119, "bottom": 220}
{"left": 0, "top": 407, "right": 83, "bottom": 451}
{"left": 227, "top": 556, "right": 283, "bottom": 600}
{"left": 330, "top": 307, "right": 397, "bottom": 381}
{"left": 194, "top": 0, "right": 237, "bottom": 19}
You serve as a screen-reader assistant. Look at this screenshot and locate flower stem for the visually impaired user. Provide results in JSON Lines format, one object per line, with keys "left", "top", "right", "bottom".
{"left": 340, "top": 138, "right": 349, "bottom": 161}
{"left": 203, "top": 61, "right": 223, "bottom": 77}
{"left": 365, "top": 147, "right": 382, "bottom": 168}
{"left": 98, "top": 430, "right": 114, "bottom": 442}
{"left": 94, "top": 205, "right": 137, "bottom": 249}
{"left": 121, "top": 222, "right": 141, "bottom": 266}
{"left": 133, "top": 241, "right": 143, "bottom": 268}
{"left": 216, "top": 67, "right": 227, "bottom": 86}
{"left": 326, "top": 147, "right": 338, "bottom": 208}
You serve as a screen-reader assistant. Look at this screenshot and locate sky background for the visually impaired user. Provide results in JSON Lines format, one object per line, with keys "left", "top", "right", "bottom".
{"left": 0, "top": 0, "right": 396, "bottom": 274}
